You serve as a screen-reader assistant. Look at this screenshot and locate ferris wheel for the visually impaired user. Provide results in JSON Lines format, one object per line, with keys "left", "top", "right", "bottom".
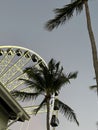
{"left": 0, "top": 46, "right": 59, "bottom": 130}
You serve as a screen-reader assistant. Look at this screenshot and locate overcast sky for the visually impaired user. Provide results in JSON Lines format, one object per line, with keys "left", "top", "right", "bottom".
{"left": 0, "top": 0, "right": 98, "bottom": 130}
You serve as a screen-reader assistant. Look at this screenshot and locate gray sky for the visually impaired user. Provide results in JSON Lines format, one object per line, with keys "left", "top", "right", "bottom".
{"left": 0, "top": 0, "right": 98, "bottom": 130}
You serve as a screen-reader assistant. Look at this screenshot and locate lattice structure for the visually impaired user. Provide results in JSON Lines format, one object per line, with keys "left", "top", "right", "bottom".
{"left": 0, "top": 46, "right": 58, "bottom": 130}
{"left": 0, "top": 46, "right": 46, "bottom": 92}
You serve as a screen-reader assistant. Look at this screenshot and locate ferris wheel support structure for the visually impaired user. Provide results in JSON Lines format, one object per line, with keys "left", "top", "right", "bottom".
{"left": 0, "top": 45, "right": 58, "bottom": 130}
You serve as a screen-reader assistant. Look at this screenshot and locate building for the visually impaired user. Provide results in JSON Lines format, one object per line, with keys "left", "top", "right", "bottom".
{"left": 0, "top": 82, "right": 30, "bottom": 130}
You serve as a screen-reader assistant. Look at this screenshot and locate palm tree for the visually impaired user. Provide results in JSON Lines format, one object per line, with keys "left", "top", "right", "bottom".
{"left": 45, "top": 0, "right": 98, "bottom": 93}
{"left": 11, "top": 58, "right": 79, "bottom": 130}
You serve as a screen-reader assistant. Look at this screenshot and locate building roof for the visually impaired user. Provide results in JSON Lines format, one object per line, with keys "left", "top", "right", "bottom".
{"left": 0, "top": 82, "right": 30, "bottom": 121}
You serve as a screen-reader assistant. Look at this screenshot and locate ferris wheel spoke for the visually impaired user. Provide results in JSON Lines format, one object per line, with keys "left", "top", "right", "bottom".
{"left": 0, "top": 51, "right": 16, "bottom": 75}
{"left": 19, "top": 86, "right": 34, "bottom": 93}
{"left": 5, "top": 73, "right": 29, "bottom": 91}
{"left": 5, "top": 60, "right": 43, "bottom": 91}
{"left": 23, "top": 105, "right": 47, "bottom": 115}
{"left": 0, "top": 53, "right": 31, "bottom": 85}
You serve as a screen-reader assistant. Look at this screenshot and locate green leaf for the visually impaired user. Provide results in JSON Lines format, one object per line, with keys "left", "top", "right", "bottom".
{"left": 55, "top": 99, "right": 79, "bottom": 125}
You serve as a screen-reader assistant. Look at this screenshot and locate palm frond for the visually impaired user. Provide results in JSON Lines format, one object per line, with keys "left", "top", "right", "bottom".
{"left": 23, "top": 67, "right": 43, "bottom": 81}
{"left": 19, "top": 78, "right": 45, "bottom": 93}
{"left": 51, "top": 71, "right": 78, "bottom": 92}
{"left": 45, "top": 0, "right": 84, "bottom": 31}
{"left": 89, "top": 85, "right": 97, "bottom": 90}
{"left": 21, "top": 68, "right": 46, "bottom": 91}
{"left": 33, "top": 97, "right": 47, "bottom": 114}
{"left": 55, "top": 61, "right": 61, "bottom": 73}
{"left": 19, "top": 78, "right": 36, "bottom": 87}
{"left": 11, "top": 91, "right": 41, "bottom": 101}
{"left": 48, "top": 58, "right": 56, "bottom": 73}
{"left": 67, "top": 71, "right": 78, "bottom": 80}
{"left": 55, "top": 99, "right": 79, "bottom": 125}
{"left": 51, "top": 75, "right": 69, "bottom": 93}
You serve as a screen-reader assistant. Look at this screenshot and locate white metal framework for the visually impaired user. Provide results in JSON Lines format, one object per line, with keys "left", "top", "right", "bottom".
{"left": 0, "top": 46, "right": 58, "bottom": 130}
{"left": 0, "top": 46, "right": 47, "bottom": 92}
{"left": 0, "top": 46, "right": 47, "bottom": 128}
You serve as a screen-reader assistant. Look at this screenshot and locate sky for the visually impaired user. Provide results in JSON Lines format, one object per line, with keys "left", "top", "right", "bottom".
{"left": 0, "top": 0, "right": 98, "bottom": 130}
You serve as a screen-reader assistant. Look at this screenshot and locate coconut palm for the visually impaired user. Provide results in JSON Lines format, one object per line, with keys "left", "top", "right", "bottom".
{"left": 11, "top": 58, "right": 79, "bottom": 130}
{"left": 45, "top": 0, "right": 98, "bottom": 93}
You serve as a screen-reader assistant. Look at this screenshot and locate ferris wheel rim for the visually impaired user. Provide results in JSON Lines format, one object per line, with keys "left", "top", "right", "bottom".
{"left": 0, "top": 45, "right": 47, "bottom": 66}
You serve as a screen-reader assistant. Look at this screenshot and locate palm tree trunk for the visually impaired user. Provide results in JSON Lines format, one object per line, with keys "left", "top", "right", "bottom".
{"left": 46, "top": 98, "right": 50, "bottom": 130}
{"left": 84, "top": 1, "right": 98, "bottom": 93}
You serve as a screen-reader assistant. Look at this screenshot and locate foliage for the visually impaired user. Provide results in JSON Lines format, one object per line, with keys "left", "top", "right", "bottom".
{"left": 11, "top": 58, "right": 79, "bottom": 128}
{"left": 45, "top": 0, "right": 88, "bottom": 31}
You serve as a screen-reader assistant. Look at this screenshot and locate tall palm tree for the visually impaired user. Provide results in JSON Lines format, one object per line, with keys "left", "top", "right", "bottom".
{"left": 11, "top": 58, "right": 79, "bottom": 130}
{"left": 45, "top": 0, "right": 98, "bottom": 93}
